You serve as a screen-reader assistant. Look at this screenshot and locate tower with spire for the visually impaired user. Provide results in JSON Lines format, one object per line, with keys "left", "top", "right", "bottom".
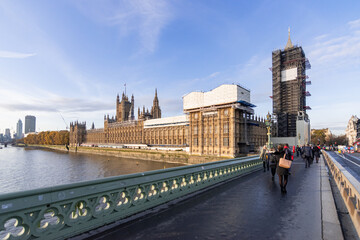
{"left": 151, "top": 88, "right": 161, "bottom": 119}
{"left": 271, "top": 28, "right": 311, "bottom": 137}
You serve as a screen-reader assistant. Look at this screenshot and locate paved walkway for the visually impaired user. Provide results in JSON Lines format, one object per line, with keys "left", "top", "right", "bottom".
{"left": 86, "top": 156, "right": 342, "bottom": 240}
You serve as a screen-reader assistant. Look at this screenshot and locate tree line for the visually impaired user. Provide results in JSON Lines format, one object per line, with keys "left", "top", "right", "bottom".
{"left": 310, "top": 129, "right": 347, "bottom": 146}
{"left": 23, "top": 131, "right": 69, "bottom": 145}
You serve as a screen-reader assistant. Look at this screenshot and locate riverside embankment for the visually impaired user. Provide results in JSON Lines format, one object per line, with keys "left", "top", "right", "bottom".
{"left": 28, "top": 145, "right": 235, "bottom": 165}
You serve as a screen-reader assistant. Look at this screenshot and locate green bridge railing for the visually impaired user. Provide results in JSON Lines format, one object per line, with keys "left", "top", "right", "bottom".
{"left": 0, "top": 155, "right": 261, "bottom": 240}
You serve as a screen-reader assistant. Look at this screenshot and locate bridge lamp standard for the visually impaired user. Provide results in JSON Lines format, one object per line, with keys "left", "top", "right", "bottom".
{"left": 265, "top": 112, "right": 273, "bottom": 149}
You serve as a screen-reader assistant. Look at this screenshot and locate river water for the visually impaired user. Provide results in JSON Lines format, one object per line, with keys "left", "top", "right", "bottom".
{"left": 0, "top": 146, "right": 184, "bottom": 194}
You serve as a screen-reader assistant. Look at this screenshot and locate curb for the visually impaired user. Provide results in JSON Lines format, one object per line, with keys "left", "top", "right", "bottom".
{"left": 321, "top": 155, "right": 344, "bottom": 240}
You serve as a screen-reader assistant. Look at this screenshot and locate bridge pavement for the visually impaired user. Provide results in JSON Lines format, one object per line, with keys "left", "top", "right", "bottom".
{"left": 83, "top": 155, "right": 342, "bottom": 240}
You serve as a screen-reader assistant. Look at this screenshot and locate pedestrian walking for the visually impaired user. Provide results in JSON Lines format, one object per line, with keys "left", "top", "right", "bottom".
{"left": 274, "top": 144, "right": 293, "bottom": 193}
{"left": 268, "top": 148, "right": 277, "bottom": 181}
{"left": 314, "top": 145, "right": 321, "bottom": 163}
{"left": 303, "top": 144, "right": 313, "bottom": 168}
{"left": 296, "top": 145, "right": 301, "bottom": 157}
{"left": 260, "top": 145, "right": 269, "bottom": 172}
{"left": 311, "top": 145, "right": 315, "bottom": 164}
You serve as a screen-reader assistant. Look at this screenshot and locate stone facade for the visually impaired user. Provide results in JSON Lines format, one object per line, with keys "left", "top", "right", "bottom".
{"left": 346, "top": 115, "right": 360, "bottom": 146}
{"left": 187, "top": 103, "right": 266, "bottom": 157}
{"left": 70, "top": 84, "right": 267, "bottom": 157}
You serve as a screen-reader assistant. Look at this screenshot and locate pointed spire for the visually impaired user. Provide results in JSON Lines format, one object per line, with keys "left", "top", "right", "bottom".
{"left": 285, "top": 27, "right": 293, "bottom": 50}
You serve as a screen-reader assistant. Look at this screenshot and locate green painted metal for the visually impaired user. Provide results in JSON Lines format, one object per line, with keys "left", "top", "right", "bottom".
{"left": 0, "top": 156, "right": 261, "bottom": 240}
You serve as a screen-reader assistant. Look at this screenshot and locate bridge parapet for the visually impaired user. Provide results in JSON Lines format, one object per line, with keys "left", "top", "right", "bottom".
{"left": 0, "top": 156, "right": 261, "bottom": 240}
{"left": 323, "top": 151, "right": 360, "bottom": 237}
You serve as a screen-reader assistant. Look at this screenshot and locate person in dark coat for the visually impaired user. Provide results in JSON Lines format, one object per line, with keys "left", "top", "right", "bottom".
{"left": 303, "top": 144, "right": 313, "bottom": 168}
{"left": 311, "top": 145, "right": 315, "bottom": 164}
{"left": 296, "top": 145, "right": 301, "bottom": 157}
{"left": 274, "top": 144, "right": 293, "bottom": 193}
{"left": 314, "top": 145, "right": 321, "bottom": 163}
{"left": 268, "top": 148, "right": 277, "bottom": 181}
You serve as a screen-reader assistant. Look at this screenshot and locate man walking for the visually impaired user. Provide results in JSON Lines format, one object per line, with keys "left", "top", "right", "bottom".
{"left": 303, "top": 144, "right": 313, "bottom": 168}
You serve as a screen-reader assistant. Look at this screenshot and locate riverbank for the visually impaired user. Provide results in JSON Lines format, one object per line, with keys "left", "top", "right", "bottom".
{"left": 27, "top": 145, "right": 240, "bottom": 165}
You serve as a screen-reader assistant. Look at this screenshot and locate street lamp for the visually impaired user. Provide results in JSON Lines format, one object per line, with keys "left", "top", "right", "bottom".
{"left": 265, "top": 112, "right": 273, "bottom": 149}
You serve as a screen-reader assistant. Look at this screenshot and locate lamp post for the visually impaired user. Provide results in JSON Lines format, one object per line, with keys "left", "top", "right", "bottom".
{"left": 265, "top": 112, "right": 272, "bottom": 149}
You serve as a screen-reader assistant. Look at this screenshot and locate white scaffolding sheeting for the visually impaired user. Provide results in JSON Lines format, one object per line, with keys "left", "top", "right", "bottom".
{"left": 144, "top": 115, "right": 189, "bottom": 128}
{"left": 183, "top": 84, "right": 251, "bottom": 110}
{"left": 281, "top": 67, "right": 297, "bottom": 82}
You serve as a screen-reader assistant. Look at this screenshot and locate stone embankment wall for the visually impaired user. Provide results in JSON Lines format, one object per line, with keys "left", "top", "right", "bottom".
{"left": 29, "top": 145, "right": 240, "bottom": 165}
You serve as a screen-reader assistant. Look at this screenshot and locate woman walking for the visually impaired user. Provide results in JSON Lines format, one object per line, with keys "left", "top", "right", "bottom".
{"left": 274, "top": 144, "right": 293, "bottom": 193}
{"left": 260, "top": 145, "right": 268, "bottom": 172}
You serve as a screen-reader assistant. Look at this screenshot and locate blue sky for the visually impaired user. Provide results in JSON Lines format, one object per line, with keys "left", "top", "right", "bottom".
{"left": 0, "top": 0, "right": 359, "bottom": 135}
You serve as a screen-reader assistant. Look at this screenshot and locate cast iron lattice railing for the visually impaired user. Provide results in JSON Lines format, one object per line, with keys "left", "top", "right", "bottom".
{"left": 0, "top": 156, "right": 261, "bottom": 240}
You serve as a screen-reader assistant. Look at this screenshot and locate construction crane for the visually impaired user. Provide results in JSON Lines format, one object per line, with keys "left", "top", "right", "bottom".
{"left": 59, "top": 112, "right": 69, "bottom": 130}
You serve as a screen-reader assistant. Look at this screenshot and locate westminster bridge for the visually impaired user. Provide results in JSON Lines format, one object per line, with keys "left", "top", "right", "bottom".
{"left": 1, "top": 152, "right": 359, "bottom": 240}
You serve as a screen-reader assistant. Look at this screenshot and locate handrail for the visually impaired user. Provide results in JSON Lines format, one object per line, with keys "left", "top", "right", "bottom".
{"left": 0, "top": 155, "right": 261, "bottom": 240}
{"left": 322, "top": 151, "right": 360, "bottom": 237}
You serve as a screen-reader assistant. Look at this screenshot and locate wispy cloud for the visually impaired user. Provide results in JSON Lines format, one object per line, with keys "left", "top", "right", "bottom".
{"left": 0, "top": 86, "right": 113, "bottom": 113}
{"left": 76, "top": 0, "right": 174, "bottom": 54}
{"left": 0, "top": 50, "right": 36, "bottom": 59}
{"left": 308, "top": 20, "right": 360, "bottom": 66}
{"left": 348, "top": 18, "right": 360, "bottom": 29}
{"left": 190, "top": 71, "right": 221, "bottom": 84}
{"left": 0, "top": 97, "right": 113, "bottom": 113}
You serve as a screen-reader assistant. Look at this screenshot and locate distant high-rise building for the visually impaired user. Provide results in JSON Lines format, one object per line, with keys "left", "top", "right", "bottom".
{"left": 25, "top": 115, "right": 36, "bottom": 133}
{"left": 5, "top": 128, "right": 11, "bottom": 139}
{"left": 272, "top": 28, "right": 311, "bottom": 137}
{"left": 16, "top": 119, "right": 23, "bottom": 139}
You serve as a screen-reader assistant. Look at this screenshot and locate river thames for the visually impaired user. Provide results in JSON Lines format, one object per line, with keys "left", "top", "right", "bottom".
{"left": 0, "top": 146, "right": 183, "bottom": 194}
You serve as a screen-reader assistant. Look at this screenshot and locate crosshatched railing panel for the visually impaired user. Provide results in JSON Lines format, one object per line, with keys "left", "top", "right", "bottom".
{"left": 0, "top": 155, "right": 261, "bottom": 240}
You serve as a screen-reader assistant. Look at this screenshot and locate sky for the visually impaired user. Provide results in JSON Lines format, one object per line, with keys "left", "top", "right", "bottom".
{"left": 0, "top": 0, "right": 359, "bottom": 136}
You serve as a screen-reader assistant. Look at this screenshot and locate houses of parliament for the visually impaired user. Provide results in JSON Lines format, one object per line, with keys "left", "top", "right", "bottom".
{"left": 70, "top": 84, "right": 267, "bottom": 157}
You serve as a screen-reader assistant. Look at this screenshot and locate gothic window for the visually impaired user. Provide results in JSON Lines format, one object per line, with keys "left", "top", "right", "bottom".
{"left": 194, "top": 113, "right": 198, "bottom": 119}
{"left": 209, "top": 138, "right": 212, "bottom": 146}
{"left": 193, "top": 138, "right": 198, "bottom": 146}
{"left": 209, "top": 125, "right": 212, "bottom": 134}
{"left": 215, "top": 138, "right": 218, "bottom": 146}
{"left": 223, "top": 137, "right": 229, "bottom": 147}
{"left": 193, "top": 126, "right": 198, "bottom": 134}
{"left": 204, "top": 138, "right": 207, "bottom": 146}
{"left": 224, "top": 123, "right": 229, "bottom": 134}
{"left": 224, "top": 109, "right": 229, "bottom": 116}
